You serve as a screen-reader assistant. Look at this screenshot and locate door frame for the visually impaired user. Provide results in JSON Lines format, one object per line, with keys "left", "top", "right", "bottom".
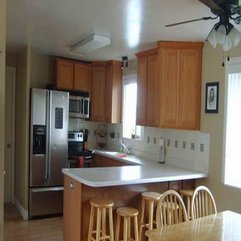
{"left": 5, "top": 66, "right": 16, "bottom": 203}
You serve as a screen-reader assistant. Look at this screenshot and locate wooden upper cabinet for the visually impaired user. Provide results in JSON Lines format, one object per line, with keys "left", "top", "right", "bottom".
{"left": 55, "top": 58, "right": 91, "bottom": 92}
{"left": 146, "top": 53, "right": 159, "bottom": 127}
{"left": 136, "top": 49, "right": 159, "bottom": 127}
{"left": 105, "top": 61, "right": 122, "bottom": 124}
{"left": 55, "top": 58, "right": 74, "bottom": 90}
{"left": 179, "top": 48, "right": 201, "bottom": 129}
{"left": 158, "top": 41, "right": 203, "bottom": 130}
{"left": 136, "top": 56, "right": 147, "bottom": 126}
{"left": 73, "top": 63, "right": 91, "bottom": 92}
{"left": 91, "top": 63, "right": 106, "bottom": 122}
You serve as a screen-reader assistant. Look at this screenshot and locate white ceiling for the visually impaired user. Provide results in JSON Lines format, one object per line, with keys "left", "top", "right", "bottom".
{"left": 6, "top": 0, "right": 228, "bottom": 61}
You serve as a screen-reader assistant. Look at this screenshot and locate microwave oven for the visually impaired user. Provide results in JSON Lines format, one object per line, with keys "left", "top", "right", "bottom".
{"left": 69, "top": 92, "right": 90, "bottom": 119}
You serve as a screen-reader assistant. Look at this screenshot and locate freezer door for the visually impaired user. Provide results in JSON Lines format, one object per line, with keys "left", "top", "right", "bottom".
{"left": 48, "top": 90, "right": 69, "bottom": 186}
{"left": 30, "top": 89, "right": 48, "bottom": 187}
{"left": 29, "top": 187, "right": 63, "bottom": 218}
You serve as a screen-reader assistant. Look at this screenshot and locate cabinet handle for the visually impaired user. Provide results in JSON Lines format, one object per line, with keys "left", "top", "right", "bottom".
{"left": 70, "top": 182, "right": 74, "bottom": 189}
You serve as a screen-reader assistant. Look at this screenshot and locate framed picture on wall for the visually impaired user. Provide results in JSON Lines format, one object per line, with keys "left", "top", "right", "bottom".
{"left": 205, "top": 82, "right": 219, "bottom": 113}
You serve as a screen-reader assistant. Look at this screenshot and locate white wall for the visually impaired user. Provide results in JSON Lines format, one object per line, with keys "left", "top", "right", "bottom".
{"left": 199, "top": 42, "right": 241, "bottom": 213}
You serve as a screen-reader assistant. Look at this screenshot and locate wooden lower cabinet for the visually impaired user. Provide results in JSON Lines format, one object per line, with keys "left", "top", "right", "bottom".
{"left": 91, "top": 154, "right": 132, "bottom": 167}
{"left": 63, "top": 176, "right": 82, "bottom": 241}
{"left": 63, "top": 174, "right": 195, "bottom": 241}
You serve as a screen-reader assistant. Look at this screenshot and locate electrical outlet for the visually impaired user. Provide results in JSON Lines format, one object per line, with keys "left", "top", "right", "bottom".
{"left": 153, "top": 137, "right": 157, "bottom": 144}
{"left": 182, "top": 141, "right": 186, "bottom": 149}
{"left": 200, "top": 143, "right": 205, "bottom": 152}
{"left": 167, "top": 139, "right": 171, "bottom": 147}
{"left": 147, "top": 136, "right": 150, "bottom": 143}
{"left": 175, "top": 140, "right": 178, "bottom": 148}
{"left": 191, "top": 142, "right": 195, "bottom": 151}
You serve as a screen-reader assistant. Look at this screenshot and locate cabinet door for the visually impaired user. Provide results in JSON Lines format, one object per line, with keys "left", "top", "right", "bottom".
{"left": 105, "top": 62, "right": 122, "bottom": 124}
{"left": 160, "top": 48, "right": 180, "bottom": 128}
{"left": 74, "top": 63, "right": 91, "bottom": 92}
{"left": 178, "top": 48, "right": 201, "bottom": 129}
{"left": 63, "top": 176, "right": 81, "bottom": 241}
{"left": 136, "top": 56, "right": 148, "bottom": 126}
{"left": 146, "top": 54, "right": 159, "bottom": 127}
{"left": 55, "top": 59, "right": 74, "bottom": 90}
{"left": 91, "top": 65, "right": 106, "bottom": 121}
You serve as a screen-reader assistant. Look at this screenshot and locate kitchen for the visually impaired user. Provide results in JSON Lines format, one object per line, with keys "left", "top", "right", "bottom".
{"left": 1, "top": 0, "right": 241, "bottom": 240}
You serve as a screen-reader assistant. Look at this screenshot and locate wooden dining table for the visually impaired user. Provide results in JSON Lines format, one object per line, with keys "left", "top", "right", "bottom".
{"left": 146, "top": 211, "right": 241, "bottom": 241}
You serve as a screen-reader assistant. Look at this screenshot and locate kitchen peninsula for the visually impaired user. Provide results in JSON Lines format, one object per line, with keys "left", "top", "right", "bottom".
{"left": 62, "top": 151, "right": 207, "bottom": 241}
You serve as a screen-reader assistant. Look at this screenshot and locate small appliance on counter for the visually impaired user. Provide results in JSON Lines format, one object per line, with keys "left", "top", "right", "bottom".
{"left": 68, "top": 131, "right": 93, "bottom": 168}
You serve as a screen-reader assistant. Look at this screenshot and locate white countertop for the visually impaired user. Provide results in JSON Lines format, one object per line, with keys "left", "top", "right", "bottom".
{"left": 62, "top": 150, "right": 207, "bottom": 187}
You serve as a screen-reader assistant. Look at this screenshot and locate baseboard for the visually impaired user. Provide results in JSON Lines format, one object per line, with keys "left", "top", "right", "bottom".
{"left": 14, "top": 197, "right": 28, "bottom": 220}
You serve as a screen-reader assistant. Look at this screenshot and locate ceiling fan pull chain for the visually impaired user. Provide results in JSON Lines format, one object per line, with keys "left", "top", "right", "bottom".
{"left": 222, "top": 51, "right": 225, "bottom": 67}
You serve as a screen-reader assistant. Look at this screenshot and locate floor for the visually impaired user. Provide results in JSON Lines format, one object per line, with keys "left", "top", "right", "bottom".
{"left": 4, "top": 203, "right": 63, "bottom": 241}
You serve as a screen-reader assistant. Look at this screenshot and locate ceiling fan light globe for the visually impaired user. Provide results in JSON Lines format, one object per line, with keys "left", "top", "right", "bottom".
{"left": 222, "top": 36, "right": 233, "bottom": 51}
{"left": 216, "top": 25, "right": 227, "bottom": 45}
{"left": 229, "top": 27, "right": 241, "bottom": 48}
{"left": 207, "top": 28, "right": 217, "bottom": 48}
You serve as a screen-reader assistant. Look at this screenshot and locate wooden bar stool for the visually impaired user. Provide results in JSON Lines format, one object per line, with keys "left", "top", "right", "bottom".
{"left": 139, "top": 191, "right": 161, "bottom": 239}
{"left": 179, "top": 189, "right": 194, "bottom": 219}
{"left": 88, "top": 198, "right": 114, "bottom": 241}
{"left": 115, "top": 207, "right": 139, "bottom": 241}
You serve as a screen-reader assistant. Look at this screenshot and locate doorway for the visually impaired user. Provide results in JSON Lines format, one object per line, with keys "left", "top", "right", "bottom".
{"left": 4, "top": 66, "right": 16, "bottom": 203}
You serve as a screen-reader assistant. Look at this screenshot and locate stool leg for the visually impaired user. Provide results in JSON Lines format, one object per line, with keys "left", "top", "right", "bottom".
{"left": 108, "top": 207, "right": 114, "bottom": 241}
{"left": 96, "top": 207, "right": 101, "bottom": 241}
{"left": 115, "top": 214, "right": 120, "bottom": 241}
{"left": 148, "top": 200, "right": 154, "bottom": 230}
{"left": 88, "top": 206, "right": 94, "bottom": 241}
{"left": 123, "top": 217, "right": 128, "bottom": 241}
{"left": 187, "top": 196, "right": 191, "bottom": 220}
{"left": 127, "top": 217, "right": 131, "bottom": 240}
{"left": 139, "top": 198, "right": 145, "bottom": 240}
{"left": 134, "top": 215, "right": 139, "bottom": 241}
{"left": 102, "top": 208, "right": 106, "bottom": 241}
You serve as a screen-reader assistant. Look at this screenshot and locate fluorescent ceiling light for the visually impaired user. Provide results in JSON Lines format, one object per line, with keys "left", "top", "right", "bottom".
{"left": 70, "top": 34, "right": 111, "bottom": 55}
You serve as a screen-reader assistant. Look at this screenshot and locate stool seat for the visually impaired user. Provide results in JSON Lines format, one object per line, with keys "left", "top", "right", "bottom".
{"left": 142, "top": 192, "right": 162, "bottom": 201}
{"left": 88, "top": 198, "right": 114, "bottom": 241}
{"left": 90, "top": 198, "right": 114, "bottom": 208}
{"left": 179, "top": 189, "right": 194, "bottom": 197}
{"left": 116, "top": 207, "right": 139, "bottom": 217}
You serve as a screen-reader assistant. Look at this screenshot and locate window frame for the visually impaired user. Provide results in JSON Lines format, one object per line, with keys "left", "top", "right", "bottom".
{"left": 122, "top": 74, "right": 141, "bottom": 140}
{"left": 222, "top": 57, "right": 241, "bottom": 189}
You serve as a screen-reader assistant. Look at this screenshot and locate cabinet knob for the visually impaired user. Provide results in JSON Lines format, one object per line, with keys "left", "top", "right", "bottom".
{"left": 70, "top": 182, "right": 74, "bottom": 189}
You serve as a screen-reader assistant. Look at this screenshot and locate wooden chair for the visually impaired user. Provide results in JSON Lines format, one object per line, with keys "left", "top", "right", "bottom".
{"left": 191, "top": 185, "right": 217, "bottom": 219}
{"left": 155, "top": 190, "right": 188, "bottom": 228}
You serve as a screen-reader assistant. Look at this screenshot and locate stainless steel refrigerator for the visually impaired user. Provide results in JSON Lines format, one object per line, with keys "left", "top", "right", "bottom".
{"left": 29, "top": 88, "right": 69, "bottom": 218}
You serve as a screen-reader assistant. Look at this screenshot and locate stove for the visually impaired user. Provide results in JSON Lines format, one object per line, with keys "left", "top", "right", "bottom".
{"left": 68, "top": 131, "right": 93, "bottom": 168}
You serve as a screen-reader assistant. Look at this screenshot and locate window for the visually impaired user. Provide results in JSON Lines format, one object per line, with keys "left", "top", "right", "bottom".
{"left": 122, "top": 75, "right": 141, "bottom": 139}
{"left": 224, "top": 58, "right": 241, "bottom": 188}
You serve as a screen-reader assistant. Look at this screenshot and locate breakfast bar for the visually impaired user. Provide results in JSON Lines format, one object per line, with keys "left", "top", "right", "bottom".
{"left": 62, "top": 152, "right": 207, "bottom": 241}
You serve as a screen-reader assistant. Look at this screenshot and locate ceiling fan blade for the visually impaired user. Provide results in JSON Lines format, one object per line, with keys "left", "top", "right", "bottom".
{"left": 165, "top": 17, "right": 214, "bottom": 27}
{"left": 199, "top": 0, "right": 224, "bottom": 12}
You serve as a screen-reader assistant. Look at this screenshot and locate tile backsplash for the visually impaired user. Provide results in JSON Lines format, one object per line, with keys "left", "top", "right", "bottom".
{"left": 69, "top": 118, "right": 209, "bottom": 173}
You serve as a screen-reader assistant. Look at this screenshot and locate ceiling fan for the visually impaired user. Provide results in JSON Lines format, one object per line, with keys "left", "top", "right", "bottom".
{"left": 166, "top": 0, "right": 241, "bottom": 51}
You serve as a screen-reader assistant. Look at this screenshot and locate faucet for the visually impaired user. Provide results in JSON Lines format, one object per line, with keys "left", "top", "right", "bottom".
{"left": 120, "top": 139, "right": 132, "bottom": 155}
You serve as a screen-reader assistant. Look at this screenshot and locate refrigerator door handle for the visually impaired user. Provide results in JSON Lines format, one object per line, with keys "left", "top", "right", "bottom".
{"left": 47, "top": 91, "right": 52, "bottom": 181}
{"left": 31, "top": 186, "right": 64, "bottom": 193}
